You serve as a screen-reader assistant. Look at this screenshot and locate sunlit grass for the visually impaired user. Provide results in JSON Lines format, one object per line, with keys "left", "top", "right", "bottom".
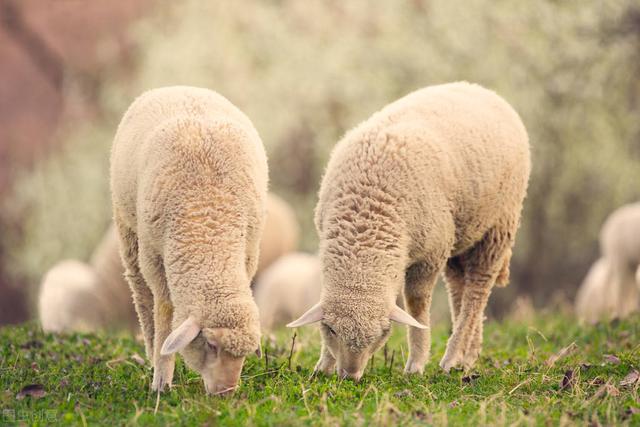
{"left": 1, "top": 313, "right": 639, "bottom": 425}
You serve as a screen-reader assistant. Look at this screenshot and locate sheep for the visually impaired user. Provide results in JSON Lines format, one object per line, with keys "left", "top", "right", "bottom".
{"left": 575, "top": 258, "right": 614, "bottom": 323}
{"left": 38, "top": 225, "right": 138, "bottom": 333}
{"left": 40, "top": 192, "right": 294, "bottom": 336}
{"left": 39, "top": 260, "right": 108, "bottom": 333}
{"left": 256, "top": 193, "right": 300, "bottom": 276}
{"left": 576, "top": 203, "right": 640, "bottom": 321}
{"left": 254, "top": 252, "right": 321, "bottom": 331}
{"left": 110, "top": 86, "right": 268, "bottom": 395}
{"left": 288, "top": 82, "right": 530, "bottom": 380}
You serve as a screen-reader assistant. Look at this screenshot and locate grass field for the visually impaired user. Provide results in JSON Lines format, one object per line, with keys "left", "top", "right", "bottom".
{"left": 1, "top": 313, "right": 639, "bottom": 426}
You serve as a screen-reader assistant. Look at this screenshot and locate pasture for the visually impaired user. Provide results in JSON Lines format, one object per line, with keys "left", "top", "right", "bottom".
{"left": 2, "top": 313, "right": 638, "bottom": 426}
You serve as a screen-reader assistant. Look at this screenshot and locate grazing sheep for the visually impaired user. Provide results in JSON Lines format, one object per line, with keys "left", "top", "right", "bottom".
{"left": 289, "top": 82, "right": 530, "bottom": 379}
{"left": 89, "top": 224, "right": 139, "bottom": 331}
{"left": 575, "top": 258, "right": 615, "bottom": 323}
{"left": 256, "top": 193, "right": 300, "bottom": 276}
{"left": 576, "top": 203, "right": 640, "bottom": 321}
{"left": 111, "top": 86, "right": 267, "bottom": 395}
{"left": 254, "top": 252, "right": 321, "bottom": 331}
{"left": 38, "top": 225, "right": 138, "bottom": 333}
{"left": 39, "top": 260, "right": 108, "bottom": 333}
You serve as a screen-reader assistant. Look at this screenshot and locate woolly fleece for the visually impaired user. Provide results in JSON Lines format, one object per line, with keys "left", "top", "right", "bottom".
{"left": 308, "top": 82, "right": 530, "bottom": 377}
{"left": 110, "top": 86, "right": 268, "bottom": 392}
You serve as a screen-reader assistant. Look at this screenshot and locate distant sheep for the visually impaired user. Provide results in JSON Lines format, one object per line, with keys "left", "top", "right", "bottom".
{"left": 39, "top": 260, "right": 107, "bottom": 333}
{"left": 111, "top": 86, "right": 267, "bottom": 395}
{"left": 257, "top": 193, "right": 300, "bottom": 276}
{"left": 254, "top": 252, "right": 320, "bottom": 331}
{"left": 38, "top": 225, "right": 137, "bottom": 333}
{"left": 576, "top": 203, "right": 640, "bottom": 322}
{"left": 289, "top": 82, "right": 530, "bottom": 380}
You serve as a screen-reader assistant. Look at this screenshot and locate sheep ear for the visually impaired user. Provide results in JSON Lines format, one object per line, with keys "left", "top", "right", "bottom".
{"left": 255, "top": 343, "right": 262, "bottom": 358}
{"left": 287, "top": 302, "right": 323, "bottom": 327}
{"left": 161, "top": 316, "right": 201, "bottom": 355}
{"left": 390, "top": 305, "right": 428, "bottom": 329}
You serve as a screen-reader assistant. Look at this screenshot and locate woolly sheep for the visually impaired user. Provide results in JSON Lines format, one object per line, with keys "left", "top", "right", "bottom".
{"left": 254, "top": 252, "right": 321, "bottom": 331}
{"left": 256, "top": 193, "right": 300, "bottom": 276}
{"left": 38, "top": 225, "right": 138, "bottom": 333}
{"left": 110, "top": 86, "right": 268, "bottom": 395}
{"left": 39, "top": 260, "right": 108, "bottom": 333}
{"left": 575, "top": 258, "right": 615, "bottom": 323}
{"left": 289, "top": 82, "right": 530, "bottom": 380}
{"left": 576, "top": 203, "right": 640, "bottom": 321}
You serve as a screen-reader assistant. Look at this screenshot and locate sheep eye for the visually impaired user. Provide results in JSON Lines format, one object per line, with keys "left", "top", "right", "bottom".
{"left": 325, "top": 325, "right": 337, "bottom": 336}
{"left": 206, "top": 341, "right": 219, "bottom": 354}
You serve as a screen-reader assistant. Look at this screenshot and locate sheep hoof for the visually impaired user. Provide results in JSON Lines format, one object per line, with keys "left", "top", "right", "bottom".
{"left": 313, "top": 358, "right": 336, "bottom": 375}
{"left": 404, "top": 360, "right": 425, "bottom": 375}
{"left": 151, "top": 360, "right": 175, "bottom": 392}
{"left": 151, "top": 374, "right": 171, "bottom": 393}
{"left": 439, "top": 354, "right": 462, "bottom": 373}
{"left": 462, "top": 351, "right": 480, "bottom": 369}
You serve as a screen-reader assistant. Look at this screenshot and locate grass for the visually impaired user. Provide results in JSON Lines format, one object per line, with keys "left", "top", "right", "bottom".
{"left": 1, "top": 312, "right": 639, "bottom": 426}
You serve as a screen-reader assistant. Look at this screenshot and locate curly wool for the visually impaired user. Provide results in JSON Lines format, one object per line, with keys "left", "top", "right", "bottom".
{"left": 315, "top": 82, "right": 530, "bottom": 369}
{"left": 111, "top": 86, "right": 267, "bottom": 358}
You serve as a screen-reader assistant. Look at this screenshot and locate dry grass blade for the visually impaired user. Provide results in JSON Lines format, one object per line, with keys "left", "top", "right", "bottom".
{"left": 545, "top": 342, "right": 577, "bottom": 367}
{"left": 620, "top": 370, "right": 639, "bottom": 387}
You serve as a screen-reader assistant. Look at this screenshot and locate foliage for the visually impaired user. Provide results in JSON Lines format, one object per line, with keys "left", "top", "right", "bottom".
{"left": 1, "top": 313, "right": 639, "bottom": 425}
{"left": 6, "top": 0, "right": 640, "bottom": 309}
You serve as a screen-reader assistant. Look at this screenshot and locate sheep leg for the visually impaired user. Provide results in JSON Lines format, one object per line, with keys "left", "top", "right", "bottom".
{"left": 403, "top": 260, "right": 442, "bottom": 374}
{"left": 141, "top": 253, "right": 175, "bottom": 393}
{"left": 444, "top": 256, "right": 465, "bottom": 326}
{"left": 440, "top": 227, "right": 511, "bottom": 372}
{"left": 612, "top": 265, "right": 640, "bottom": 318}
{"left": 115, "top": 218, "right": 155, "bottom": 360}
{"left": 445, "top": 257, "right": 484, "bottom": 368}
{"left": 314, "top": 342, "right": 336, "bottom": 375}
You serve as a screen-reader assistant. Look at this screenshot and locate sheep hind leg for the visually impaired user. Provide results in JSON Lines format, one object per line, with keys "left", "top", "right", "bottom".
{"left": 444, "top": 257, "right": 465, "bottom": 327}
{"left": 440, "top": 227, "right": 511, "bottom": 373}
{"left": 403, "top": 260, "right": 443, "bottom": 374}
{"left": 444, "top": 257, "right": 482, "bottom": 369}
{"left": 115, "top": 219, "right": 155, "bottom": 360}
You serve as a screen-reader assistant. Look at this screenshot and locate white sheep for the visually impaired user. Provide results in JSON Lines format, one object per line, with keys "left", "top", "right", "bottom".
{"left": 38, "top": 225, "right": 138, "bottom": 333}
{"left": 289, "top": 82, "right": 530, "bottom": 380}
{"left": 254, "top": 252, "right": 321, "bottom": 331}
{"left": 256, "top": 193, "right": 300, "bottom": 276}
{"left": 110, "top": 86, "right": 268, "bottom": 395}
{"left": 576, "top": 203, "right": 640, "bottom": 321}
{"left": 39, "top": 260, "right": 108, "bottom": 333}
{"left": 575, "top": 258, "right": 615, "bottom": 323}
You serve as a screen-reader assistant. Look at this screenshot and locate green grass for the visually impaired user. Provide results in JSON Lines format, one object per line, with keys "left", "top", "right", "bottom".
{"left": 1, "top": 313, "right": 639, "bottom": 426}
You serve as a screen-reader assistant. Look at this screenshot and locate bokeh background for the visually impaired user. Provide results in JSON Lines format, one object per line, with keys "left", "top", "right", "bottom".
{"left": 1, "top": 0, "right": 639, "bottom": 325}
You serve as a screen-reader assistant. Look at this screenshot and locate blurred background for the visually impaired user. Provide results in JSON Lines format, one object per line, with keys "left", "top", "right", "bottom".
{"left": 1, "top": 0, "right": 639, "bottom": 325}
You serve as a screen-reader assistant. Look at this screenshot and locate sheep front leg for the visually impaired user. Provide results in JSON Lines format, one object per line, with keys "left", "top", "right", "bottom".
{"left": 314, "top": 342, "right": 336, "bottom": 375}
{"left": 152, "top": 292, "right": 175, "bottom": 392}
{"left": 403, "top": 261, "right": 441, "bottom": 374}
{"left": 140, "top": 251, "right": 175, "bottom": 392}
{"left": 115, "top": 219, "right": 155, "bottom": 359}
